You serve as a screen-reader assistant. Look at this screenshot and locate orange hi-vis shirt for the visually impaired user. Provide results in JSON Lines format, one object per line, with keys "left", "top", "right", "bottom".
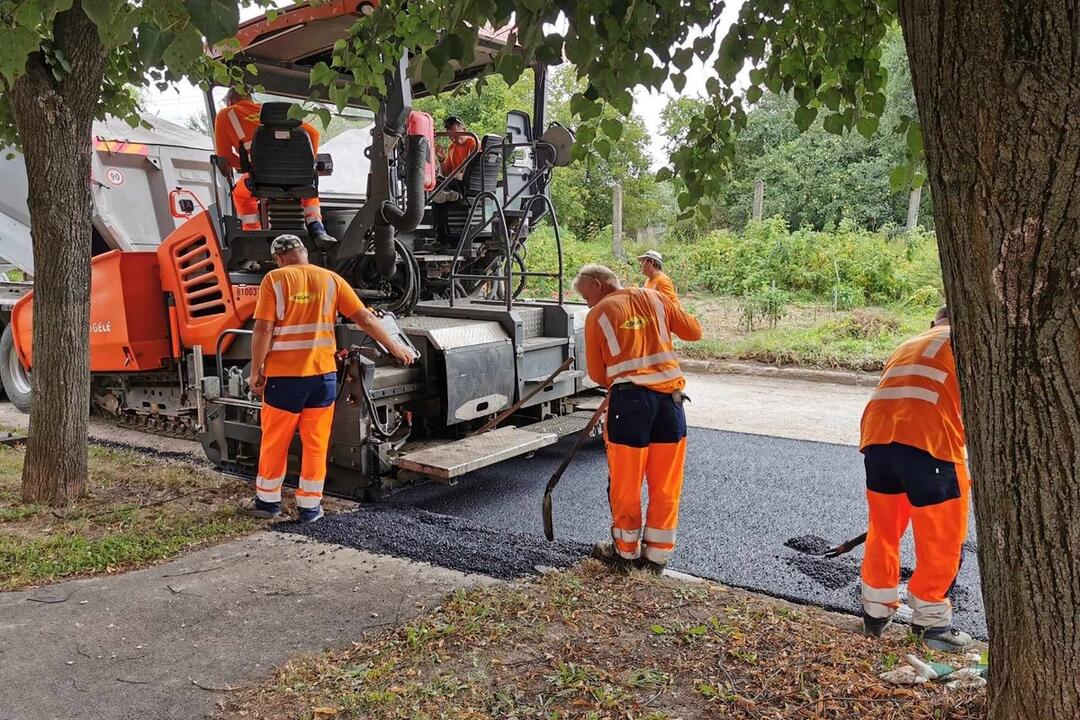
{"left": 441, "top": 135, "right": 478, "bottom": 177}
{"left": 254, "top": 264, "right": 365, "bottom": 378}
{"left": 214, "top": 99, "right": 321, "bottom": 172}
{"left": 585, "top": 287, "right": 702, "bottom": 394}
{"left": 645, "top": 271, "right": 678, "bottom": 305}
{"left": 860, "top": 324, "right": 966, "bottom": 464}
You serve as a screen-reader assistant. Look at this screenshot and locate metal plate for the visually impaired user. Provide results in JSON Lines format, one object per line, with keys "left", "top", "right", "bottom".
{"left": 517, "top": 307, "right": 545, "bottom": 339}
{"left": 394, "top": 426, "right": 558, "bottom": 479}
{"left": 520, "top": 410, "right": 597, "bottom": 438}
{"left": 398, "top": 316, "right": 509, "bottom": 351}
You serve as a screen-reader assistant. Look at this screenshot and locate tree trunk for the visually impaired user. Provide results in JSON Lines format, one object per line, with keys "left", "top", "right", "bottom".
{"left": 7, "top": 3, "right": 106, "bottom": 504}
{"left": 898, "top": 3, "right": 1080, "bottom": 718}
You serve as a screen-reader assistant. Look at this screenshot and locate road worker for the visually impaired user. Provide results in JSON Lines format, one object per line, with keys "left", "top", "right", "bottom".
{"left": 638, "top": 250, "right": 679, "bottom": 305}
{"left": 860, "top": 306, "right": 973, "bottom": 651}
{"left": 241, "top": 234, "right": 415, "bottom": 523}
{"left": 214, "top": 87, "right": 334, "bottom": 244}
{"left": 433, "top": 115, "right": 478, "bottom": 244}
{"left": 575, "top": 263, "right": 702, "bottom": 574}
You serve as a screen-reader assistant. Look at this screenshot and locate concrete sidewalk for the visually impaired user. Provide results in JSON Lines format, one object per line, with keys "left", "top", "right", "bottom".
{"left": 0, "top": 532, "right": 487, "bottom": 720}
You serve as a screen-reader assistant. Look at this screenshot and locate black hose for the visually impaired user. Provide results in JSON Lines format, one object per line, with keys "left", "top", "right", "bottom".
{"left": 376, "top": 134, "right": 428, "bottom": 276}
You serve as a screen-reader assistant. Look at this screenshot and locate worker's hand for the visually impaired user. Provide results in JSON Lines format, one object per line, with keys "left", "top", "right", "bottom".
{"left": 435, "top": 144, "right": 447, "bottom": 161}
{"left": 389, "top": 342, "right": 416, "bottom": 366}
{"left": 247, "top": 370, "right": 266, "bottom": 396}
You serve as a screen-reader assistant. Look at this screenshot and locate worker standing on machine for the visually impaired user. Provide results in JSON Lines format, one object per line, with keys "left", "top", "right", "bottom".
{"left": 241, "top": 234, "right": 416, "bottom": 523}
{"left": 637, "top": 250, "right": 679, "bottom": 306}
{"left": 574, "top": 264, "right": 702, "bottom": 575}
{"left": 860, "top": 306, "right": 973, "bottom": 651}
{"left": 214, "top": 87, "right": 335, "bottom": 244}
{"left": 432, "top": 115, "right": 478, "bottom": 243}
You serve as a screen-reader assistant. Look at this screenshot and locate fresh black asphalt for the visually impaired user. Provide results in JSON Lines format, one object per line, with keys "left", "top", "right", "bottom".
{"left": 292, "top": 426, "right": 987, "bottom": 639}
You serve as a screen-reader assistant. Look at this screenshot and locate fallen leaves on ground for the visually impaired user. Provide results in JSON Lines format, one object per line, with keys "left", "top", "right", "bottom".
{"left": 219, "top": 561, "right": 985, "bottom": 719}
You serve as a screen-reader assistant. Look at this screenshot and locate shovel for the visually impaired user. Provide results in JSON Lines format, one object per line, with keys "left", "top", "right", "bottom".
{"left": 819, "top": 532, "right": 868, "bottom": 558}
{"left": 542, "top": 397, "right": 609, "bottom": 541}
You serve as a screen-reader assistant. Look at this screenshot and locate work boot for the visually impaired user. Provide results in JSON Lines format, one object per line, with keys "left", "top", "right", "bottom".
{"left": 297, "top": 505, "right": 324, "bottom": 524}
{"left": 306, "top": 221, "right": 337, "bottom": 247}
{"left": 239, "top": 497, "right": 281, "bottom": 520}
{"left": 914, "top": 625, "right": 974, "bottom": 652}
{"left": 862, "top": 613, "right": 893, "bottom": 638}
{"left": 590, "top": 541, "right": 636, "bottom": 574}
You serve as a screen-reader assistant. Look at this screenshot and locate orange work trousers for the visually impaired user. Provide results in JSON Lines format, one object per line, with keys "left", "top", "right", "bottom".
{"left": 255, "top": 374, "right": 337, "bottom": 510}
{"left": 605, "top": 384, "right": 688, "bottom": 564}
{"left": 860, "top": 442, "right": 970, "bottom": 629}
{"left": 233, "top": 173, "right": 322, "bottom": 231}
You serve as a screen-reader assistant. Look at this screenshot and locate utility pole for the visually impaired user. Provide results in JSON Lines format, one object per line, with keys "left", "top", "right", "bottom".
{"left": 906, "top": 186, "right": 922, "bottom": 231}
{"left": 752, "top": 179, "right": 764, "bottom": 221}
{"left": 612, "top": 182, "right": 626, "bottom": 260}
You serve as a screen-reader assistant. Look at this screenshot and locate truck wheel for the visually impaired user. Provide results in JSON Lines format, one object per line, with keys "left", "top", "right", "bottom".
{"left": 0, "top": 324, "right": 32, "bottom": 414}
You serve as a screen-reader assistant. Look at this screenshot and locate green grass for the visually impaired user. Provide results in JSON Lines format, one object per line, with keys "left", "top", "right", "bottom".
{"left": 0, "top": 445, "right": 256, "bottom": 590}
{"left": 681, "top": 306, "right": 934, "bottom": 371}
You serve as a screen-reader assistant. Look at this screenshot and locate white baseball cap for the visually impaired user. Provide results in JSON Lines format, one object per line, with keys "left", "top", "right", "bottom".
{"left": 637, "top": 250, "right": 663, "bottom": 265}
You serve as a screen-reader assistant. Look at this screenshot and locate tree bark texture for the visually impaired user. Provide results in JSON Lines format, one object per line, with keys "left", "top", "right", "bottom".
{"left": 898, "top": 3, "right": 1080, "bottom": 718}
{"left": 7, "top": 3, "right": 106, "bottom": 503}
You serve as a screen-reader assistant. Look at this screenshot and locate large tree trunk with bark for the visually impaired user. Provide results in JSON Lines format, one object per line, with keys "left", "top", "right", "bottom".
{"left": 898, "top": 2, "right": 1080, "bottom": 718}
{"left": 7, "top": 3, "right": 106, "bottom": 503}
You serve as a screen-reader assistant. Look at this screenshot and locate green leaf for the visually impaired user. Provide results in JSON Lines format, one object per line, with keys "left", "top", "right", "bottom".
{"left": 794, "top": 105, "right": 817, "bottom": 132}
{"left": 671, "top": 73, "right": 686, "bottom": 93}
{"left": 912, "top": 171, "right": 926, "bottom": 189}
{"left": 746, "top": 85, "right": 762, "bottom": 104}
{"left": 820, "top": 86, "right": 841, "bottom": 112}
{"left": 906, "top": 121, "right": 923, "bottom": 154}
{"left": 137, "top": 24, "right": 175, "bottom": 67}
{"left": 856, "top": 115, "right": 879, "bottom": 139}
{"left": 600, "top": 118, "right": 623, "bottom": 141}
{"left": 823, "top": 113, "right": 845, "bottom": 135}
{"left": 673, "top": 48, "right": 694, "bottom": 72}
{"left": 162, "top": 30, "right": 203, "bottom": 72}
{"left": 655, "top": 167, "right": 673, "bottom": 182}
{"left": 889, "top": 164, "right": 912, "bottom": 191}
{"left": 650, "top": 624, "right": 668, "bottom": 635}
{"left": 184, "top": 0, "right": 240, "bottom": 45}
{"left": 846, "top": 57, "right": 864, "bottom": 75}
{"left": 595, "top": 138, "right": 611, "bottom": 159}
{"left": 421, "top": 57, "right": 440, "bottom": 93}
{"left": 866, "top": 91, "right": 887, "bottom": 116}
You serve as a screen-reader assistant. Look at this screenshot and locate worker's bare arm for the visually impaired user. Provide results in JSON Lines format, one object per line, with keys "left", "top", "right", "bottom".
{"left": 349, "top": 308, "right": 416, "bottom": 365}
{"left": 248, "top": 318, "right": 275, "bottom": 395}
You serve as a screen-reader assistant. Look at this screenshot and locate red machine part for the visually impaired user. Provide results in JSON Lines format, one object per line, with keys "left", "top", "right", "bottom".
{"left": 156, "top": 211, "right": 255, "bottom": 354}
{"left": 11, "top": 251, "right": 173, "bottom": 372}
{"left": 407, "top": 110, "right": 437, "bottom": 191}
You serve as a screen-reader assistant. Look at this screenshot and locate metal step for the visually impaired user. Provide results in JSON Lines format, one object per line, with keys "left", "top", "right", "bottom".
{"left": 394, "top": 426, "right": 558, "bottom": 480}
{"left": 520, "top": 410, "right": 598, "bottom": 439}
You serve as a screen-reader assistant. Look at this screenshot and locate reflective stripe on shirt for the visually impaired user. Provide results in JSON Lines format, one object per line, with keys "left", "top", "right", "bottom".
{"left": 271, "top": 337, "right": 336, "bottom": 352}
{"left": 597, "top": 313, "right": 621, "bottom": 355}
{"left": 869, "top": 386, "right": 940, "bottom": 404}
{"left": 614, "top": 366, "right": 684, "bottom": 387}
{"left": 645, "top": 289, "right": 671, "bottom": 344}
{"left": 607, "top": 350, "right": 678, "bottom": 379}
{"left": 323, "top": 275, "right": 336, "bottom": 317}
{"left": 922, "top": 329, "right": 951, "bottom": 358}
{"left": 881, "top": 363, "right": 948, "bottom": 383}
{"left": 273, "top": 322, "right": 336, "bottom": 336}
{"left": 272, "top": 282, "right": 285, "bottom": 321}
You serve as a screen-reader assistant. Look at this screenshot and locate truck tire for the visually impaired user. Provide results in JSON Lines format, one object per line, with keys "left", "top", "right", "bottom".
{"left": 0, "top": 324, "right": 31, "bottom": 414}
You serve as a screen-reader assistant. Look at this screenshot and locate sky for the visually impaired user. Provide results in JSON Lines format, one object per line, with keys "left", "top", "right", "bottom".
{"left": 142, "top": 2, "right": 745, "bottom": 169}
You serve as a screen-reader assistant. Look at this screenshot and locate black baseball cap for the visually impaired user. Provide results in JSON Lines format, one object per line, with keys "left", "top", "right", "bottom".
{"left": 444, "top": 115, "right": 465, "bottom": 129}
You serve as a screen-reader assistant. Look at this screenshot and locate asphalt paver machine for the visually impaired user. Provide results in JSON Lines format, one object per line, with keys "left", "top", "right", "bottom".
{"left": 8, "top": 0, "right": 600, "bottom": 500}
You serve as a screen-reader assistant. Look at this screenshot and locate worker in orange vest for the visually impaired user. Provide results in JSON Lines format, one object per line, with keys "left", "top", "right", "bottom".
{"left": 214, "top": 87, "right": 334, "bottom": 244}
{"left": 638, "top": 250, "right": 679, "bottom": 305}
{"left": 575, "top": 263, "right": 702, "bottom": 574}
{"left": 432, "top": 115, "right": 478, "bottom": 243}
{"left": 241, "top": 234, "right": 416, "bottom": 523}
{"left": 860, "top": 306, "right": 973, "bottom": 651}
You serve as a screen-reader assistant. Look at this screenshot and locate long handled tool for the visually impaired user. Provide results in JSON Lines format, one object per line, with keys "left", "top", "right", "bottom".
{"left": 470, "top": 356, "right": 575, "bottom": 437}
{"left": 542, "top": 396, "right": 609, "bottom": 541}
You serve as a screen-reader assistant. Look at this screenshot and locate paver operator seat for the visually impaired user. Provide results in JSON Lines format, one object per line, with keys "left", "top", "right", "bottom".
{"left": 242, "top": 102, "right": 320, "bottom": 204}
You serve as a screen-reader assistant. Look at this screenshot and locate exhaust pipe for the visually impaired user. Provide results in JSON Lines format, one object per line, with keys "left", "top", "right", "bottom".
{"left": 375, "top": 134, "right": 428, "bottom": 276}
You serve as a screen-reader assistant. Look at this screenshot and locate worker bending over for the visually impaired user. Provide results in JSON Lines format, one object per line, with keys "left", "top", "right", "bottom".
{"left": 242, "top": 234, "right": 415, "bottom": 523}
{"left": 860, "top": 306, "right": 973, "bottom": 651}
{"left": 575, "top": 264, "right": 702, "bottom": 574}
{"left": 214, "top": 87, "right": 334, "bottom": 244}
{"left": 638, "top": 250, "right": 679, "bottom": 305}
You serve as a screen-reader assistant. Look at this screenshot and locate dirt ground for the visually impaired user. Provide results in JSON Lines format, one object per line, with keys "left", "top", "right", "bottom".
{"left": 219, "top": 562, "right": 986, "bottom": 720}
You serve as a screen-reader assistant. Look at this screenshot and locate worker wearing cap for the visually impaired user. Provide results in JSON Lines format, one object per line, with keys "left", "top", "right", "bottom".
{"left": 860, "top": 306, "right": 973, "bottom": 651}
{"left": 432, "top": 115, "right": 478, "bottom": 244}
{"left": 241, "top": 234, "right": 416, "bottom": 523}
{"left": 575, "top": 263, "right": 702, "bottom": 574}
{"left": 638, "top": 251, "right": 679, "bottom": 306}
{"left": 214, "top": 87, "right": 334, "bottom": 244}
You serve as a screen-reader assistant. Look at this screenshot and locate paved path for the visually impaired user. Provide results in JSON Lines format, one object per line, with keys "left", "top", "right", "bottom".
{"left": 0, "top": 533, "right": 487, "bottom": 720}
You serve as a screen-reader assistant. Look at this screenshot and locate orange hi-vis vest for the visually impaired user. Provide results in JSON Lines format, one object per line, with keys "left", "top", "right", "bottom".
{"left": 860, "top": 324, "right": 966, "bottom": 464}
{"left": 253, "top": 264, "right": 365, "bottom": 378}
{"left": 584, "top": 287, "right": 702, "bottom": 394}
{"left": 645, "top": 271, "right": 678, "bottom": 305}
{"left": 214, "top": 99, "right": 321, "bottom": 172}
